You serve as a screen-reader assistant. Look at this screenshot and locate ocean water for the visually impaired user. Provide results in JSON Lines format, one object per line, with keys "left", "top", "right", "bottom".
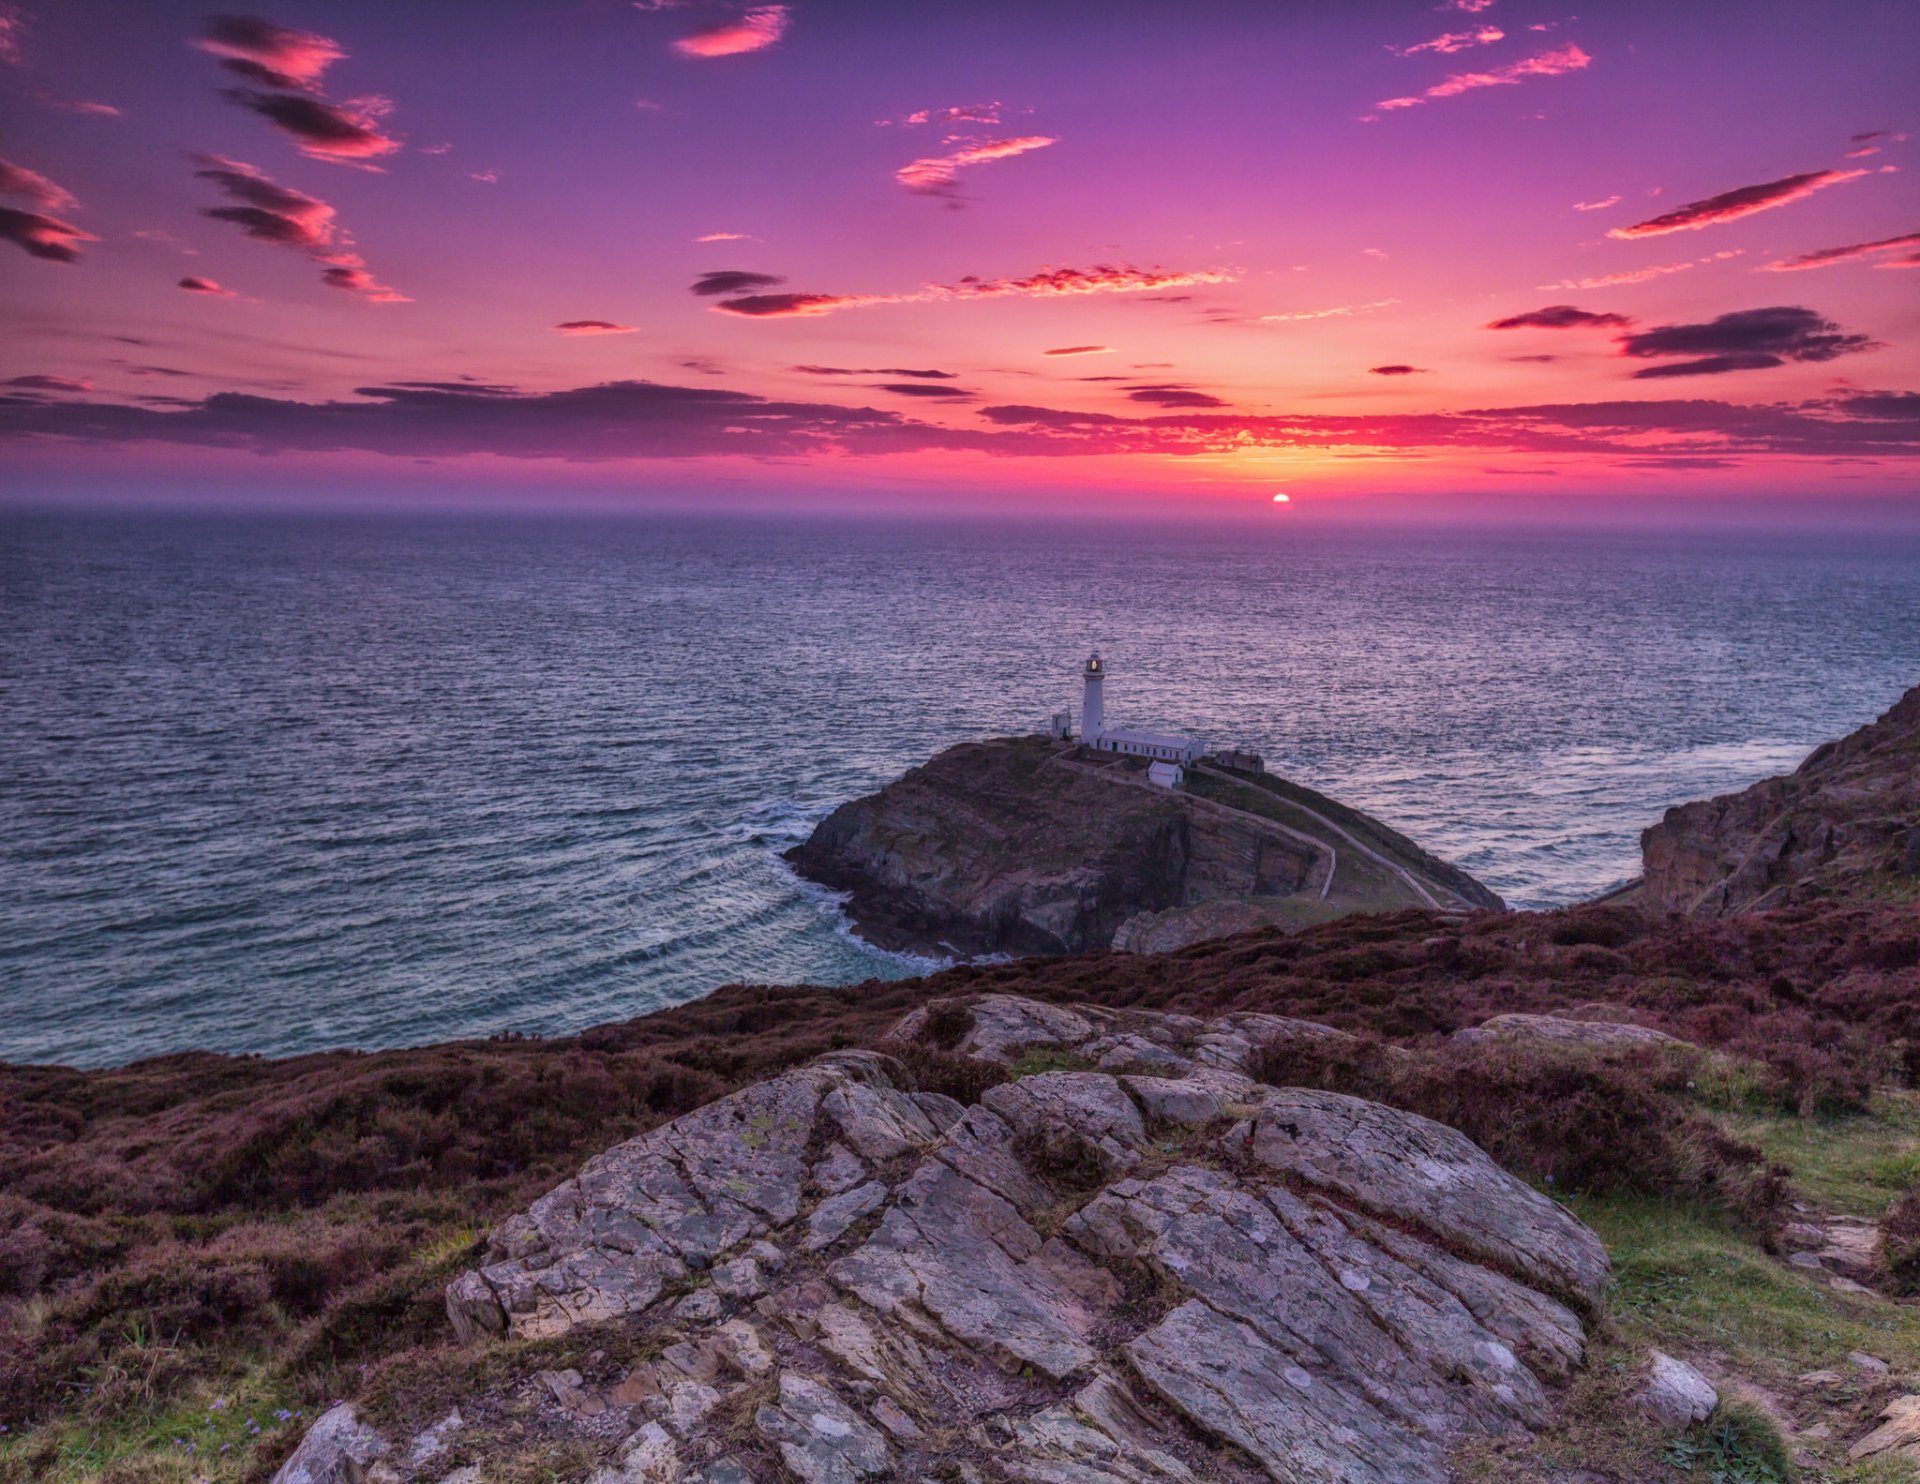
{"left": 3, "top": 509, "right": 1916, "bottom": 1069}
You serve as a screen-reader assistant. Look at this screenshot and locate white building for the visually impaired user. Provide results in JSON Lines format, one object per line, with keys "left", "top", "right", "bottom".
{"left": 1147, "top": 760, "right": 1185, "bottom": 788}
{"left": 1078, "top": 653, "right": 1203, "bottom": 766}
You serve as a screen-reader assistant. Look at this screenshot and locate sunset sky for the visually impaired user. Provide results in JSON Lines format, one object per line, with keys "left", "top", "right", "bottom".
{"left": 3, "top": 0, "right": 1917, "bottom": 514}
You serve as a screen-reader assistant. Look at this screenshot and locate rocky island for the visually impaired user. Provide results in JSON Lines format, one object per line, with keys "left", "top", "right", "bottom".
{"left": 786, "top": 735, "right": 1501, "bottom": 959}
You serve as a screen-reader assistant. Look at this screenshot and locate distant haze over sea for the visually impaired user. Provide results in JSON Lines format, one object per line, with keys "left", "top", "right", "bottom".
{"left": 3, "top": 509, "right": 1916, "bottom": 1068}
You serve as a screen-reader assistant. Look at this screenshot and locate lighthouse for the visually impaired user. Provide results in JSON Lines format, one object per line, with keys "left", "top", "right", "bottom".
{"left": 1082, "top": 653, "right": 1105, "bottom": 742}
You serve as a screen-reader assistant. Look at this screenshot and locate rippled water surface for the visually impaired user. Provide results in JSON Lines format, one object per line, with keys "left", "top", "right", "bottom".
{"left": 4, "top": 510, "right": 1916, "bottom": 1067}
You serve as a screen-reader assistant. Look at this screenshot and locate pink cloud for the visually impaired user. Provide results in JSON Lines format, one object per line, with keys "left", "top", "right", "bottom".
{"left": 1393, "top": 26, "right": 1503, "bottom": 57}
{"left": 672, "top": 6, "right": 787, "bottom": 58}
{"left": 1763, "top": 230, "right": 1920, "bottom": 272}
{"left": 1259, "top": 299, "right": 1398, "bottom": 322}
{"left": 194, "top": 156, "right": 405, "bottom": 300}
{"left": 1373, "top": 44, "right": 1589, "bottom": 113}
{"left": 193, "top": 15, "right": 344, "bottom": 91}
{"left": 1572, "top": 195, "right": 1619, "bottom": 211}
{"left": 694, "top": 231, "right": 750, "bottom": 242}
{"left": 0, "top": 207, "right": 95, "bottom": 263}
{"left": 1536, "top": 251, "right": 1741, "bottom": 290}
{"left": 555, "top": 320, "right": 639, "bottom": 334}
{"left": 1608, "top": 169, "right": 1866, "bottom": 238}
{"left": 895, "top": 135, "right": 1057, "bottom": 195}
{"left": 886, "top": 102, "right": 1004, "bottom": 128}
{"left": 0, "top": 5, "right": 23, "bottom": 65}
{"left": 178, "top": 276, "right": 238, "bottom": 296}
{"left": 711, "top": 263, "right": 1233, "bottom": 318}
{"left": 195, "top": 155, "right": 336, "bottom": 248}
{"left": 713, "top": 292, "right": 884, "bottom": 318}
{"left": 319, "top": 262, "right": 408, "bottom": 302}
{"left": 0, "top": 155, "right": 75, "bottom": 210}
{"left": 1044, "top": 345, "right": 1114, "bottom": 356}
{"left": 224, "top": 90, "right": 401, "bottom": 166}
{"left": 950, "top": 264, "right": 1225, "bottom": 298}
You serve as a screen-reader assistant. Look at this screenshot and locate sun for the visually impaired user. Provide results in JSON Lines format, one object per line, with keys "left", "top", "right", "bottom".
{"left": 1271, "top": 492, "right": 1292, "bottom": 504}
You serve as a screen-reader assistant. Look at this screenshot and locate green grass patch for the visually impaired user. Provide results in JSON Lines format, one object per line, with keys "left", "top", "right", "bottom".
{"left": 1721, "top": 1092, "right": 1920, "bottom": 1218}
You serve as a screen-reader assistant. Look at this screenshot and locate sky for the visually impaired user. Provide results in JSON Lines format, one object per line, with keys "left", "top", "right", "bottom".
{"left": 1, "top": 0, "right": 1917, "bottom": 518}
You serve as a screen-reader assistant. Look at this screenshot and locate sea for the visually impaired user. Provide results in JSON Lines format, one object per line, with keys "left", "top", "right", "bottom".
{"left": 3, "top": 508, "right": 1917, "bottom": 1069}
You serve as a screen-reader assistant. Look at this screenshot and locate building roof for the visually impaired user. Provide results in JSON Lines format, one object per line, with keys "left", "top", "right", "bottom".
{"left": 1097, "top": 727, "right": 1201, "bottom": 750}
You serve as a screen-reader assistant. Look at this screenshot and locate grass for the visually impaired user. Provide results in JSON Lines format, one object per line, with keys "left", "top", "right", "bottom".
{"left": 0, "top": 1366, "right": 307, "bottom": 1484}
{"left": 1563, "top": 1193, "right": 1920, "bottom": 1483}
{"left": 1724, "top": 1092, "right": 1920, "bottom": 1219}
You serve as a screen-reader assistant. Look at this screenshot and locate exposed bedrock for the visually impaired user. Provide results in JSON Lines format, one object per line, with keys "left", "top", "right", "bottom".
{"left": 279, "top": 993, "right": 1620, "bottom": 1484}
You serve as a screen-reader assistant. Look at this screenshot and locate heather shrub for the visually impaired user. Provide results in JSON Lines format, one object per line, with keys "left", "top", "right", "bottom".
{"left": 1885, "top": 1187, "right": 1920, "bottom": 1296}
{"left": 1248, "top": 1036, "right": 1789, "bottom": 1241}
{"left": 891, "top": 1045, "right": 1006, "bottom": 1107}
{"left": 922, "top": 1000, "right": 976, "bottom": 1050}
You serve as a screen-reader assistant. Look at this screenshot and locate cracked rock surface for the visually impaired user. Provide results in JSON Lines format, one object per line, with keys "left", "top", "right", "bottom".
{"left": 281, "top": 993, "right": 1610, "bottom": 1484}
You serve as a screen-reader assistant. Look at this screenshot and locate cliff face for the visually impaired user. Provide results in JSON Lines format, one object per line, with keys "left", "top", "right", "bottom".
{"left": 786, "top": 736, "right": 1497, "bottom": 957}
{"left": 1640, "top": 684, "right": 1920, "bottom": 916}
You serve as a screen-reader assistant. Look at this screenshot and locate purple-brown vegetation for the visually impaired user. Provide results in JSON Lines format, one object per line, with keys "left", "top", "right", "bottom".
{"left": 2, "top": 897, "right": 1917, "bottom": 1471}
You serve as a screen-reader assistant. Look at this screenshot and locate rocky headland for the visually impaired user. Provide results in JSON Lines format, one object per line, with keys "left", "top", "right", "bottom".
{"left": 1636, "top": 682, "right": 1920, "bottom": 915}
{"left": 785, "top": 735, "right": 1501, "bottom": 958}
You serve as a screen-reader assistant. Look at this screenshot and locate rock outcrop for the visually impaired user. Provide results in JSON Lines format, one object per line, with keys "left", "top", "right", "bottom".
{"left": 285, "top": 994, "right": 1612, "bottom": 1484}
{"left": 786, "top": 736, "right": 1500, "bottom": 957}
{"left": 1640, "top": 683, "right": 1920, "bottom": 916}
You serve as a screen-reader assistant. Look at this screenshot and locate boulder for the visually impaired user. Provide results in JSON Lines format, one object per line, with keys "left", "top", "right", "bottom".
{"left": 263, "top": 995, "right": 1616, "bottom": 1484}
{"left": 269, "top": 1403, "right": 393, "bottom": 1484}
{"left": 1453, "top": 1013, "right": 1692, "bottom": 1052}
{"left": 1852, "top": 1394, "right": 1920, "bottom": 1463}
{"left": 1635, "top": 1351, "right": 1718, "bottom": 1429}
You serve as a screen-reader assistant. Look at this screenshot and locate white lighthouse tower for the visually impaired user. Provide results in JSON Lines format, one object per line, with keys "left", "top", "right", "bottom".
{"left": 1081, "top": 653, "right": 1105, "bottom": 743}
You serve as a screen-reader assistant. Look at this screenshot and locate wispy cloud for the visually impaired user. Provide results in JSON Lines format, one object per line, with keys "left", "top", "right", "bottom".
{"left": 793, "top": 365, "right": 956, "bottom": 378}
{"left": 223, "top": 89, "right": 400, "bottom": 165}
{"left": 1373, "top": 44, "right": 1588, "bottom": 113}
{"left": 672, "top": 6, "right": 787, "bottom": 58}
{"left": 0, "top": 4, "right": 24, "bottom": 66}
{"left": 178, "top": 276, "right": 238, "bottom": 297}
{"left": 193, "top": 155, "right": 405, "bottom": 300}
{"left": 1572, "top": 195, "right": 1619, "bottom": 211}
{"left": 694, "top": 231, "right": 751, "bottom": 242}
{"left": 1608, "top": 169, "right": 1865, "bottom": 238}
{"left": 1258, "top": 299, "right": 1398, "bottom": 322}
{"left": 712, "top": 292, "right": 877, "bottom": 318}
{"left": 193, "top": 15, "right": 343, "bottom": 90}
{"left": 895, "top": 135, "right": 1056, "bottom": 195}
{"left": 954, "top": 265, "right": 1228, "bottom": 298}
{"left": 1762, "top": 230, "right": 1920, "bottom": 272}
{"left": 0, "top": 207, "right": 95, "bottom": 263}
{"left": 883, "top": 102, "right": 1004, "bottom": 128}
{"left": 6, "top": 374, "right": 91, "bottom": 392}
{"left": 0, "top": 155, "right": 75, "bottom": 210}
{"left": 711, "top": 263, "right": 1233, "bottom": 318}
{"left": 1536, "top": 251, "right": 1741, "bottom": 291}
{"left": 1043, "top": 345, "right": 1113, "bottom": 357}
{"left": 1487, "top": 305, "right": 1632, "bottom": 329}
{"left": 555, "top": 320, "right": 638, "bottom": 335}
{"left": 1392, "top": 26, "right": 1503, "bottom": 57}
{"left": 1126, "top": 384, "right": 1227, "bottom": 408}
{"left": 1369, "top": 364, "right": 1430, "bottom": 375}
